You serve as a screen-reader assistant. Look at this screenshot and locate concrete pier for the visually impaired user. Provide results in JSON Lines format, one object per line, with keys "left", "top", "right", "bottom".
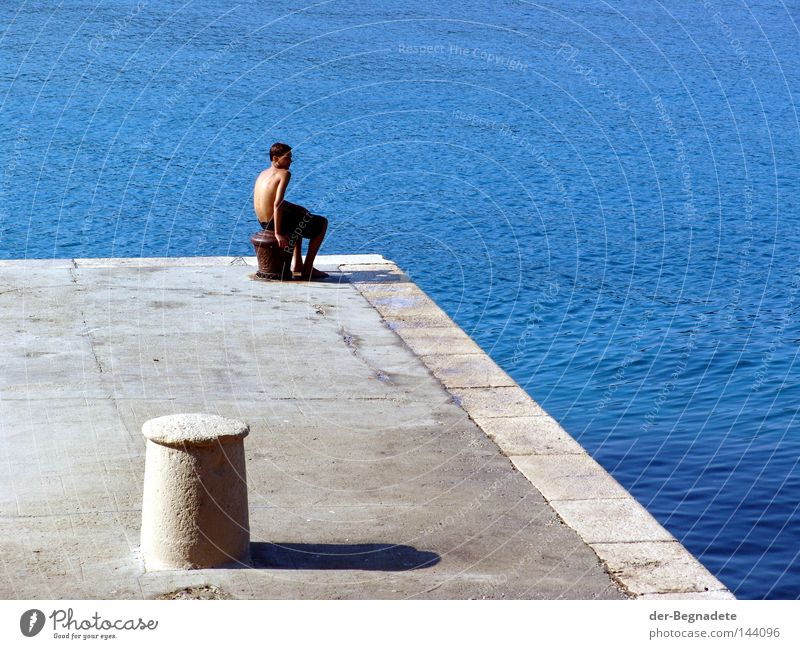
{"left": 0, "top": 255, "right": 733, "bottom": 599}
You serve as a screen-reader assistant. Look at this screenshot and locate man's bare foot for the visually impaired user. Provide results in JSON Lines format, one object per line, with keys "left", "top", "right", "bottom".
{"left": 299, "top": 267, "right": 329, "bottom": 280}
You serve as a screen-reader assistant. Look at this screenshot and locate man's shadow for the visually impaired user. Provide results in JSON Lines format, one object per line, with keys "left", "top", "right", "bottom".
{"left": 250, "top": 542, "right": 440, "bottom": 571}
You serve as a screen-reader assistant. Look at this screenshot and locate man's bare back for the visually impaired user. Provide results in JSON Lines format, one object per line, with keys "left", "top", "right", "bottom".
{"left": 253, "top": 167, "right": 290, "bottom": 226}
{"left": 253, "top": 143, "right": 329, "bottom": 280}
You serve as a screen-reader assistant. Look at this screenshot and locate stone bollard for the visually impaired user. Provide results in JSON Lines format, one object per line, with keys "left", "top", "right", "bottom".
{"left": 140, "top": 413, "right": 251, "bottom": 570}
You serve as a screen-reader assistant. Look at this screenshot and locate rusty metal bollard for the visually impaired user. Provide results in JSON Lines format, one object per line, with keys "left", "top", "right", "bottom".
{"left": 250, "top": 230, "right": 293, "bottom": 280}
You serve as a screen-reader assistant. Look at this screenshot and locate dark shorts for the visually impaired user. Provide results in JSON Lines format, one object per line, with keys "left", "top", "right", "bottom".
{"left": 260, "top": 202, "right": 326, "bottom": 240}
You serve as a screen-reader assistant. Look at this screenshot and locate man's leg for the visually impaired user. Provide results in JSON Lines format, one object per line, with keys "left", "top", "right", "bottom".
{"left": 279, "top": 203, "right": 304, "bottom": 274}
{"left": 291, "top": 239, "right": 303, "bottom": 274}
{"left": 300, "top": 216, "right": 329, "bottom": 280}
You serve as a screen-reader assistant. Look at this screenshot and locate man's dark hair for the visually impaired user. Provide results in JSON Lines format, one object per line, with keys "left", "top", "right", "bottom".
{"left": 270, "top": 142, "right": 292, "bottom": 161}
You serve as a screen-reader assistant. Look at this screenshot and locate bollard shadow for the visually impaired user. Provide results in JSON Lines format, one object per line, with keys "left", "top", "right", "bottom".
{"left": 250, "top": 542, "right": 440, "bottom": 571}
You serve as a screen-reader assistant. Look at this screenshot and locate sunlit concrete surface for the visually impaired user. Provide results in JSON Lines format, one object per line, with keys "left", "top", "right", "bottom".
{"left": 0, "top": 255, "right": 731, "bottom": 599}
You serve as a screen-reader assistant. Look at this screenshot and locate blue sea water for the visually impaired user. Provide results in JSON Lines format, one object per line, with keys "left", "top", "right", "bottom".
{"left": 1, "top": 1, "right": 798, "bottom": 599}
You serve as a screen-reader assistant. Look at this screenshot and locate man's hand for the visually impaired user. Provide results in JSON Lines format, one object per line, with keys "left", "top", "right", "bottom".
{"left": 275, "top": 232, "right": 289, "bottom": 249}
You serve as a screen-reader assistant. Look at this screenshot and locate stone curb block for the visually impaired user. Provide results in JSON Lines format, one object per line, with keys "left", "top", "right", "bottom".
{"left": 510, "top": 454, "right": 632, "bottom": 501}
{"left": 553, "top": 498, "right": 676, "bottom": 544}
{"left": 391, "top": 327, "right": 484, "bottom": 356}
{"left": 591, "top": 541, "right": 732, "bottom": 597}
{"left": 448, "top": 386, "right": 547, "bottom": 419}
{"left": 471, "top": 416, "right": 586, "bottom": 456}
{"left": 419, "top": 353, "right": 518, "bottom": 389}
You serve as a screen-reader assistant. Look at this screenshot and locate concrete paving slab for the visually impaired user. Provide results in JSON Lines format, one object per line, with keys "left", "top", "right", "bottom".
{"left": 0, "top": 267, "right": 76, "bottom": 290}
{"left": 419, "top": 353, "right": 517, "bottom": 389}
{"left": 339, "top": 264, "right": 409, "bottom": 284}
{"left": 242, "top": 506, "right": 625, "bottom": 600}
{"left": 74, "top": 256, "right": 242, "bottom": 268}
{"left": 0, "top": 511, "right": 143, "bottom": 599}
{"left": 113, "top": 396, "right": 457, "bottom": 441}
{"left": 304, "top": 254, "right": 386, "bottom": 266}
{"left": 392, "top": 326, "right": 484, "bottom": 356}
{"left": 383, "top": 313, "right": 459, "bottom": 330}
{"left": 448, "top": 386, "right": 548, "bottom": 420}
{"left": 352, "top": 282, "right": 426, "bottom": 299}
{"left": 510, "top": 454, "right": 631, "bottom": 501}
{"left": 472, "top": 415, "right": 587, "bottom": 455}
{"left": 591, "top": 541, "right": 730, "bottom": 597}
{"left": 0, "top": 270, "right": 87, "bottom": 340}
{"left": 368, "top": 293, "right": 442, "bottom": 319}
{"left": 554, "top": 499, "right": 677, "bottom": 544}
{"left": 0, "top": 258, "right": 78, "bottom": 269}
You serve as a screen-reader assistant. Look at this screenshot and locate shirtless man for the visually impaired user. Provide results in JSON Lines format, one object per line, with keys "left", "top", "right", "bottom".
{"left": 253, "top": 142, "right": 329, "bottom": 280}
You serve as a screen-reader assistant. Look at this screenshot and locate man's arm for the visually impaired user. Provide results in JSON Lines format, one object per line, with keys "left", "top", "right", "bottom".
{"left": 273, "top": 170, "right": 291, "bottom": 248}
